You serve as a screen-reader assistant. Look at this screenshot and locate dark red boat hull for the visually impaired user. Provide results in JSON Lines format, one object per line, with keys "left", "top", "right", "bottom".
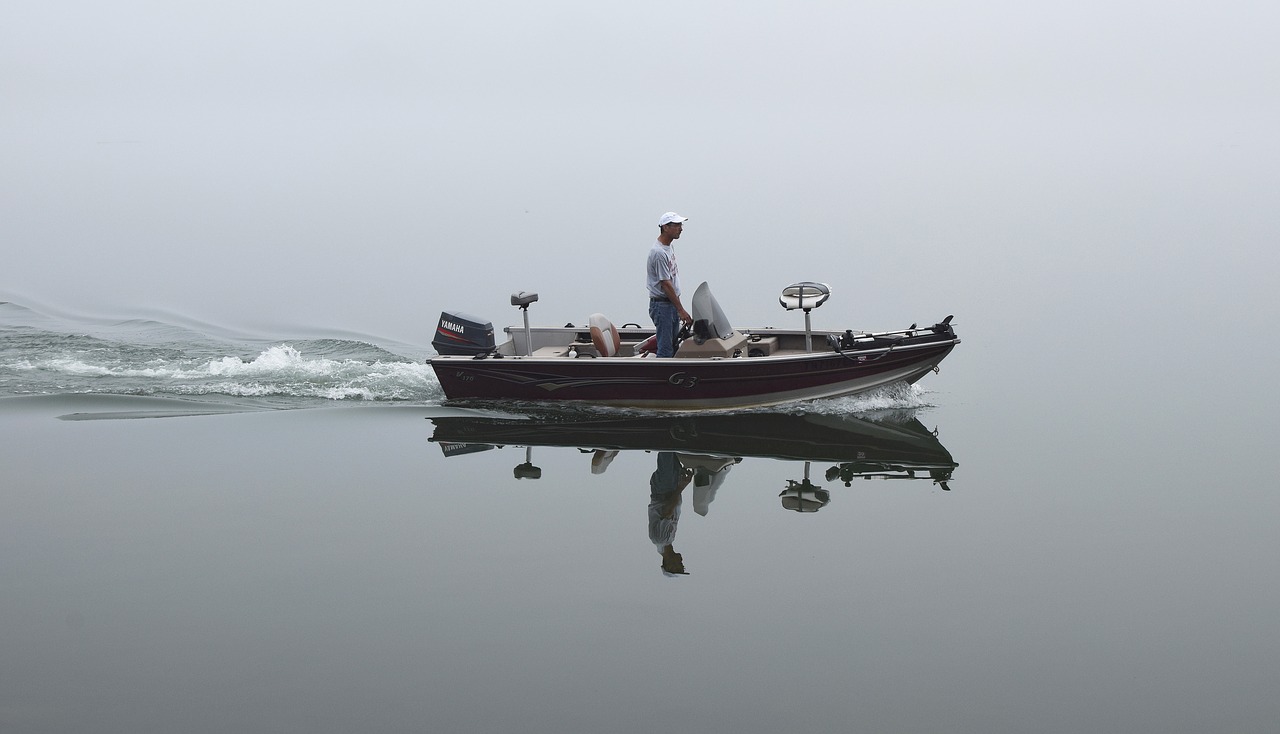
{"left": 430, "top": 339, "right": 956, "bottom": 410}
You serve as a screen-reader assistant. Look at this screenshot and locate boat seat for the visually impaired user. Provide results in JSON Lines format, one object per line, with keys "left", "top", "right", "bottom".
{"left": 589, "top": 313, "right": 622, "bottom": 357}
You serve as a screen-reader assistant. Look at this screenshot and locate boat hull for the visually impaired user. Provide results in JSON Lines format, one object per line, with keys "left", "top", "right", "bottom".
{"left": 430, "top": 339, "right": 957, "bottom": 410}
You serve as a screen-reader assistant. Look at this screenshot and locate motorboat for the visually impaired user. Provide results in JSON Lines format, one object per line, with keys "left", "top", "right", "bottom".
{"left": 429, "top": 281, "right": 959, "bottom": 410}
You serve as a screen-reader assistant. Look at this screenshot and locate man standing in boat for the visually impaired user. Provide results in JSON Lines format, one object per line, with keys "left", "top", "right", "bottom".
{"left": 647, "top": 211, "right": 693, "bottom": 357}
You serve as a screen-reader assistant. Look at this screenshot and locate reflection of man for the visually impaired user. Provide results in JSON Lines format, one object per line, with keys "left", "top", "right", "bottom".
{"left": 648, "top": 452, "right": 693, "bottom": 576}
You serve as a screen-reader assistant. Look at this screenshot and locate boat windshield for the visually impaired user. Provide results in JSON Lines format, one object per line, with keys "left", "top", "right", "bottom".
{"left": 689, "top": 282, "right": 735, "bottom": 339}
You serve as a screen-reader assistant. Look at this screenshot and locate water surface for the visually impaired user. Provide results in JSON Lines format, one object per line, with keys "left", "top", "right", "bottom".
{"left": 1, "top": 299, "right": 1277, "bottom": 734}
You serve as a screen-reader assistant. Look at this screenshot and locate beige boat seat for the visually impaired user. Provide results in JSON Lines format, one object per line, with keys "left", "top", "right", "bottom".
{"left": 589, "top": 313, "right": 622, "bottom": 357}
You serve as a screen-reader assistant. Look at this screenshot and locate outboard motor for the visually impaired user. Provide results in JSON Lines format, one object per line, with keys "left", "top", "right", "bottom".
{"left": 432, "top": 311, "right": 495, "bottom": 356}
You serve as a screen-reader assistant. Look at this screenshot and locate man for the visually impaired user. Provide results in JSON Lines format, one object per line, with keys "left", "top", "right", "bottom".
{"left": 647, "top": 211, "right": 692, "bottom": 358}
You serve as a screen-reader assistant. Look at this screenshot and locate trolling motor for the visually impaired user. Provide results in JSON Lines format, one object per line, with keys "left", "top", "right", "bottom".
{"left": 931, "top": 315, "right": 955, "bottom": 337}
{"left": 779, "top": 282, "right": 831, "bottom": 352}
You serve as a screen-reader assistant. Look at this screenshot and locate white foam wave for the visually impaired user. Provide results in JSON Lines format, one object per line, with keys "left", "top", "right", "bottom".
{"left": 796, "top": 382, "right": 933, "bottom": 415}
{"left": 7, "top": 344, "right": 442, "bottom": 402}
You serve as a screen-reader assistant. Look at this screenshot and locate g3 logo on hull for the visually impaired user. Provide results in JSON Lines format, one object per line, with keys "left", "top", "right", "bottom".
{"left": 668, "top": 372, "right": 699, "bottom": 389}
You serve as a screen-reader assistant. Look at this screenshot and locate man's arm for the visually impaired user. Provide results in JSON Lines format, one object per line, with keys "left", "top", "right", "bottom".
{"left": 660, "top": 280, "right": 692, "bottom": 325}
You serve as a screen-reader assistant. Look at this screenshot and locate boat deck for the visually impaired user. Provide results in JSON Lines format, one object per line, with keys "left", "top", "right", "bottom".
{"left": 515, "top": 326, "right": 824, "bottom": 360}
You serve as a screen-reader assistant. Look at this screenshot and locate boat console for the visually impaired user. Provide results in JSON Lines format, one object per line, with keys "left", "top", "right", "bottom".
{"left": 677, "top": 282, "right": 750, "bottom": 358}
{"left": 675, "top": 330, "right": 750, "bottom": 359}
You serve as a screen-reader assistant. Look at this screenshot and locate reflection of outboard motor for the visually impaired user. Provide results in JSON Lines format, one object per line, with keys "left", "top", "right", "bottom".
{"left": 432, "top": 311, "right": 495, "bottom": 356}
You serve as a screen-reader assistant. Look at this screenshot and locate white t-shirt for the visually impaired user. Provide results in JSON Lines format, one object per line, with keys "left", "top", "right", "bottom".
{"left": 646, "top": 240, "right": 680, "bottom": 299}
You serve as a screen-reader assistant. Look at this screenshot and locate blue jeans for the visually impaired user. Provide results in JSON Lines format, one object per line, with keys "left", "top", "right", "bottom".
{"left": 649, "top": 300, "right": 679, "bottom": 357}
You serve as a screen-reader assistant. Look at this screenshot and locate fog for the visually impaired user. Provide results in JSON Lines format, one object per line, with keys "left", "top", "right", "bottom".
{"left": 6, "top": 6, "right": 1280, "bottom": 731}
{"left": 4, "top": 1, "right": 1277, "bottom": 344}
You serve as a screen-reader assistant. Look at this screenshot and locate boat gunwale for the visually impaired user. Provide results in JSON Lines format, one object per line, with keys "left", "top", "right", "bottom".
{"left": 429, "top": 332, "right": 960, "bottom": 365}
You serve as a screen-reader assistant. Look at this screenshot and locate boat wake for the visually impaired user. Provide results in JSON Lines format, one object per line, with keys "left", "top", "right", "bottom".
{"left": 0, "top": 299, "right": 442, "bottom": 407}
{"left": 766, "top": 381, "right": 936, "bottom": 417}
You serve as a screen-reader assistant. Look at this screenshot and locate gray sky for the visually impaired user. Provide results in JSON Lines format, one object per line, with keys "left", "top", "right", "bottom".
{"left": 3, "top": 1, "right": 1277, "bottom": 344}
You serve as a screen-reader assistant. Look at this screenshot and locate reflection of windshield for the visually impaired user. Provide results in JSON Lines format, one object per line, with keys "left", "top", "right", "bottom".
{"left": 680, "top": 454, "right": 737, "bottom": 516}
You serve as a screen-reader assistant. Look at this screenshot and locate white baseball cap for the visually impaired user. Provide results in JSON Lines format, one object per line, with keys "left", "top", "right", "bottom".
{"left": 658, "top": 212, "right": 689, "bottom": 226}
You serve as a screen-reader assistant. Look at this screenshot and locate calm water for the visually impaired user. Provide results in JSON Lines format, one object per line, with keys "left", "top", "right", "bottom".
{"left": 2, "top": 296, "right": 1278, "bottom": 733}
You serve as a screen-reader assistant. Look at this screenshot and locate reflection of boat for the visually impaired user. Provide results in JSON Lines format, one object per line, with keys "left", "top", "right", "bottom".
{"left": 429, "top": 281, "right": 959, "bottom": 410}
{"left": 427, "top": 410, "right": 958, "bottom": 491}
{"left": 429, "top": 409, "right": 958, "bottom": 578}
